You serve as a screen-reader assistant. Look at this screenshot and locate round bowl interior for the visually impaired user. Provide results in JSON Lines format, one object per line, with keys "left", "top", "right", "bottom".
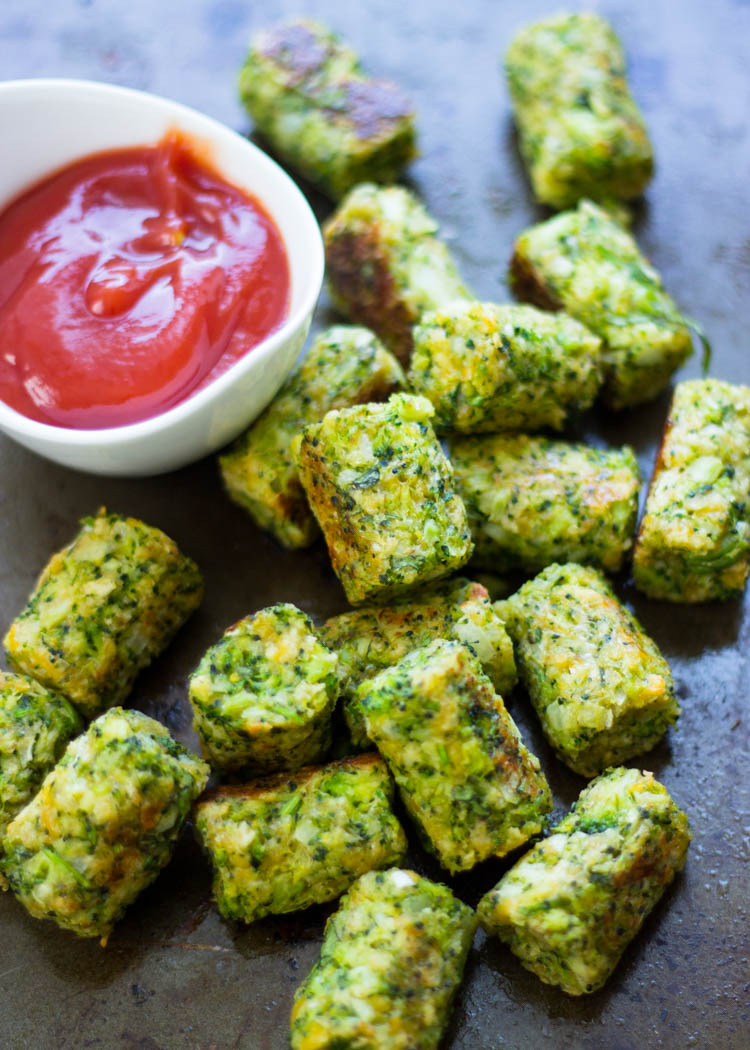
{"left": 0, "top": 79, "right": 324, "bottom": 476}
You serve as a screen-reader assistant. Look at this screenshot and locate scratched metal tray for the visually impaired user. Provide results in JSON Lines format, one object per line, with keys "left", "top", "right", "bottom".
{"left": 1, "top": 1, "right": 748, "bottom": 1048}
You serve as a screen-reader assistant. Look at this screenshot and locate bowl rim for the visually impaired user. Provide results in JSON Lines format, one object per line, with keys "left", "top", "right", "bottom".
{"left": 0, "top": 77, "right": 324, "bottom": 448}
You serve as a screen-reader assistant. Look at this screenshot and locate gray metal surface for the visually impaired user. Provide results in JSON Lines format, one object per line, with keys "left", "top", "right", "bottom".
{"left": 0, "top": 1, "right": 748, "bottom": 1048}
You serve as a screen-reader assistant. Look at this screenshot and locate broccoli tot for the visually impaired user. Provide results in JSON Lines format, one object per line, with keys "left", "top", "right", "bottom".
{"left": 449, "top": 433, "right": 640, "bottom": 574}
{"left": 324, "top": 183, "right": 473, "bottom": 363}
{"left": 409, "top": 300, "right": 602, "bottom": 433}
{"left": 505, "top": 13, "right": 653, "bottom": 209}
{"left": 357, "top": 639, "right": 551, "bottom": 873}
{"left": 296, "top": 393, "right": 473, "bottom": 606}
{"left": 194, "top": 754, "right": 407, "bottom": 923}
{"left": 219, "top": 325, "right": 405, "bottom": 549}
{"left": 320, "top": 577, "right": 516, "bottom": 750}
{"left": 511, "top": 200, "right": 694, "bottom": 409}
{"left": 500, "top": 563, "right": 679, "bottom": 777}
{"left": 4, "top": 510, "right": 203, "bottom": 719}
{"left": 239, "top": 20, "right": 416, "bottom": 200}
{"left": 290, "top": 867, "right": 477, "bottom": 1050}
{"left": 1, "top": 708, "right": 209, "bottom": 943}
{"left": 478, "top": 767, "right": 691, "bottom": 995}
{"left": 633, "top": 379, "right": 750, "bottom": 602}
{"left": 189, "top": 603, "right": 339, "bottom": 776}
{"left": 0, "top": 671, "right": 83, "bottom": 838}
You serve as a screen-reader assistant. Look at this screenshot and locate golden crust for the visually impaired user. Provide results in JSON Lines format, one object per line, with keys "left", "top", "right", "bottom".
{"left": 325, "top": 227, "right": 415, "bottom": 363}
{"left": 508, "top": 247, "right": 563, "bottom": 311}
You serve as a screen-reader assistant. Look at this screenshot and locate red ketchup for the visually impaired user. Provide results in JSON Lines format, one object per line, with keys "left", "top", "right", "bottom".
{"left": 0, "top": 132, "right": 290, "bottom": 429}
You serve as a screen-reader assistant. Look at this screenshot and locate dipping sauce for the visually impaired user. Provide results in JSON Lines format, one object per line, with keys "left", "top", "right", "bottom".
{"left": 0, "top": 132, "right": 290, "bottom": 429}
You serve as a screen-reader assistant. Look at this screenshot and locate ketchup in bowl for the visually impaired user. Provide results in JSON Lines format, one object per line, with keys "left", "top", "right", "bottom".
{"left": 0, "top": 132, "right": 290, "bottom": 429}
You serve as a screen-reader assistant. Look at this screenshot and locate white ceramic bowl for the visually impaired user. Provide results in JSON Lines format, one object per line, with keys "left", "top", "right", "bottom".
{"left": 0, "top": 79, "right": 324, "bottom": 476}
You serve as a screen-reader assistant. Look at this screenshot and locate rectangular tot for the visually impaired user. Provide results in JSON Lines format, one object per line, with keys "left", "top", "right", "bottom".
{"left": 290, "top": 867, "right": 477, "bottom": 1050}
{"left": 239, "top": 20, "right": 416, "bottom": 200}
{"left": 477, "top": 767, "right": 691, "bottom": 995}
{"left": 323, "top": 183, "right": 473, "bottom": 363}
{"left": 633, "top": 379, "right": 750, "bottom": 601}
{"left": 357, "top": 639, "right": 551, "bottom": 873}
{"left": 505, "top": 13, "right": 653, "bottom": 209}
{"left": 4, "top": 510, "right": 203, "bottom": 719}
{"left": 449, "top": 433, "right": 640, "bottom": 573}
{"left": 0, "top": 708, "right": 209, "bottom": 942}
{"left": 296, "top": 393, "right": 473, "bottom": 606}
{"left": 510, "top": 200, "right": 694, "bottom": 408}
{"left": 0, "top": 671, "right": 83, "bottom": 837}
{"left": 320, "top": 577, "right": 517, "bottom": 750}
{"left": 189, "top": 603, "right": 339, "bottom": 776}
{"left": 409, "top": 301, "right": 602, "bottom": 433}
{"left": 500, "top": 563, "right": 679, "bottom": 776}
{"left": 194, "top": 753, "right": 407, "bottom": 923}
{"left": 219, "top": 325, "right": 405, "bottom": 549}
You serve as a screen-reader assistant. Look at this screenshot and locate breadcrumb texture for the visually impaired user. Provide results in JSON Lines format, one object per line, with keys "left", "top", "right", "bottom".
{"left": 4, "top": 510, "right": 203, "bottom": 719}
{"left": 189, "top": 603, "right": 339, "bottom": 776}
{"left": 409, "top": 301, "right": 602, "bottom": 433}
{"left": 290, "top": 867, "right": 477, "bottom": 1050}
{"left": 321, "top": 575, "right": 514, "bottom": 755}
{"left": 321, "top": 577, "right": 516, "bottom": 749}
{"left": 633, "top": 378, "right": 750, "bottom": 601}
{"left": 449, "top": 432, "right": 640, "bottom": 573}
{"left": 219, "top": 325, "right": 404, "bottom": 549}
{"left": 0, "top": 671, "right": 83, "bottom": 837}
{"left": 357, "top": 639, "right": 551, "bottom": 873}
{"left": 478, "top": 767, "right": 691, "bottom": 995}
{"left": 1, "top": 708, "right": 209, "bottom": 941}
{"left": 505, "top": 12, "right": 653, "bottom": 209}
{"left": 296, "top": 394, "right": 472, "bottom": 605}
{"left": 324, "top": 183, "right": 472, "bottom": 362}
{"left": 239, "top": 19, "right": 416, "bottom": 200}
{"left": 195, "top": 753, "right": 406, "bottom": 922}
{"left": 511, "top": 200, "right": 692, "bottom": 408}
{"left": 500, "top": 563, "right": 679, "bottom": 776}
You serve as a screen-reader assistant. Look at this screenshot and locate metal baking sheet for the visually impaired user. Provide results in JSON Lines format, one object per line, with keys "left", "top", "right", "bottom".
{"left": 1, "top": 1, "right": 748, "bottom": 1047}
